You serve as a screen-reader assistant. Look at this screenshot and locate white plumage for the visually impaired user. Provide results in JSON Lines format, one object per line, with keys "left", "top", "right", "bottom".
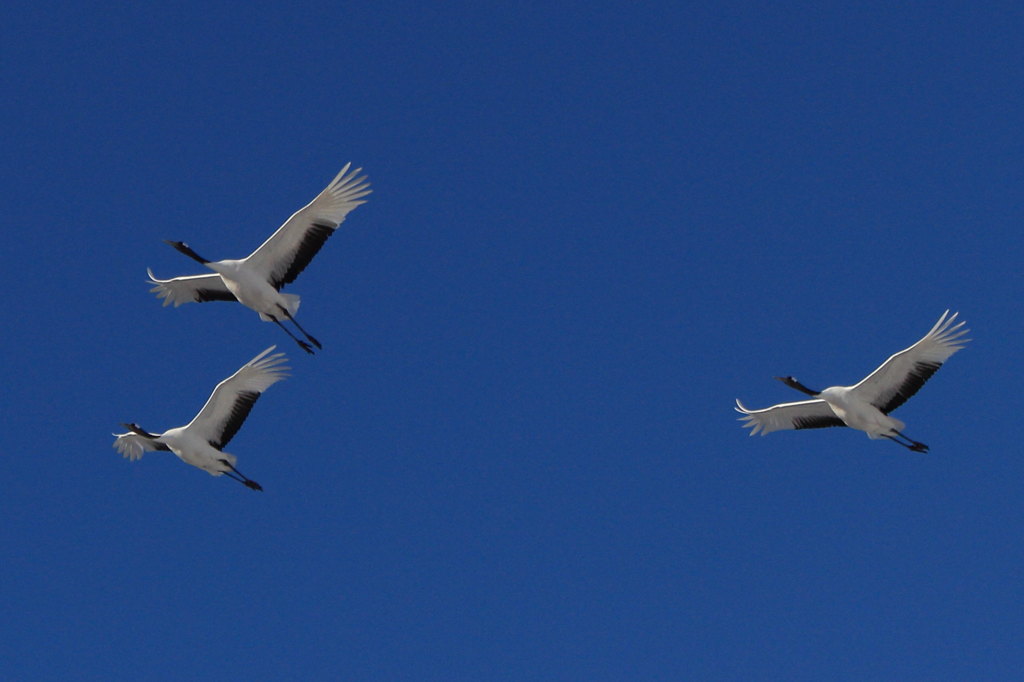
{"left": 147, "top": 163, "right": 371, "bottom": 354}
{"left": 735, "top": 311, "right": 969, "bottom": 452}
{"left": 113, "top": 346, "right": 289, "bottom": 490}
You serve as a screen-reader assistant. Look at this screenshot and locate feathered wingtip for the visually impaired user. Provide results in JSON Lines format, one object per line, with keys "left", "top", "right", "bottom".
{"left": 111, "top": 432, "right": 146, "bottom": 460}
{"left": 245, "top": 345, "right": 291, "bottom": 379}
{"left": 146, "top": 268, "right": 176, "bottom": 307}
{"left": 928, "top": 310, "right": 971, "bottom": 351}
{"left": 734, "top": 399, "right": 763, "bottom": 436}
{"left": 325, "top": 162, "right": 372, "bottom": 206}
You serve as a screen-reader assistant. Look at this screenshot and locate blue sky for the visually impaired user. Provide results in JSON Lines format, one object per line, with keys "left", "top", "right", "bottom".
{"left": 3, "top": 1, "right": 1023, "bottom": 679}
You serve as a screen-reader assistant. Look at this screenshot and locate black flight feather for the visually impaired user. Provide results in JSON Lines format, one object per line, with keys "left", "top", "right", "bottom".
{"left": 793, "top": 414, "right": 846, "bottom": 430}
{"left": 209, "top": 390, "right": 261, "bottom": 449}
{"left": 195, "top": 288, "right": 239, "bottom": 303}
{"left": 876, "top": 361, "right": 943, "bottom": 414}
{"left": 271, "top": 221, "right": 336, "bottom": 290}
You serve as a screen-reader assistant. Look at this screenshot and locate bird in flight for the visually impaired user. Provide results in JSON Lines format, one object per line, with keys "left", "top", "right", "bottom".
{"left": 147, "top": 163, "right": 371, "bottom": 354}
{"left": 113, "top": 346, "right": 289, "bottom": 490}
{"left": 735, "top": 311, "right": 969, "bottom": 452}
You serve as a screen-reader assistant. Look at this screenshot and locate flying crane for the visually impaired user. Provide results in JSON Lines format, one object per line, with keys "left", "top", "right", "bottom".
{"left": 147, "top": 164, "right": 371, "bottom": 353}
{"left": 735, "top": 311, "right": 969, "bottom": 452}
{"left": 113, "top": 346, "right": 289, "bottom": 490}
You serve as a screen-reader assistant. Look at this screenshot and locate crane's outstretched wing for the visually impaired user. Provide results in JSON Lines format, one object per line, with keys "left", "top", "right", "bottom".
{"left": 184, "top": 346, "right": 290, "bottom": 449}
{"left": 147, "top": 268, "right": 238, "bottom": 306}
{"left": 735, "top": 398, "right": 845, "bottom": 435}
{"left": 112, "top": 431, "right": 170, "bottom": 461}
{"left": 243, "top": 163, "right": 371, "bottom": 290}
{"left": 849, "top": 311, "right": 969, "bottom": 414}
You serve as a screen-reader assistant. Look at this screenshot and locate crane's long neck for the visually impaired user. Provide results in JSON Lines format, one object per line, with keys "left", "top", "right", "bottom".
{"left": 776, "top": 376, "right": 820, "bottom": 397}
{"left": 124, "top": 423, "right": 159, "bottom": 439}
{"left": 164, "top": 240, "right": 210, "bottom": 265}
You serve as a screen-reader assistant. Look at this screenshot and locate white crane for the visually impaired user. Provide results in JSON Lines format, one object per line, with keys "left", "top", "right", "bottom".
{"left": 112, "top": 346, "right": 289, "bottom": 490}
{"left": 735, "top": 311, "right": 969, "bottom": 452}
{"left": 147, "top": 163, "right": 371, "bottom": 354}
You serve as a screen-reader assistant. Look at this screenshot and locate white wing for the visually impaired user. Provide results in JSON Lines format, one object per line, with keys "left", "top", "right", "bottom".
{"left": 183, "top": 346, "right": 290, "bottom": 449}
{"left": 734, "top": 398, "right": 845, "bottom": 435}
{"left": 849, "top": 310, "right": 969, "bottom": 414}
{"left": 147, "top": 268, "right": 237, "bottom": 307}
{"left": 112, "top": 431, "right": 166, "bottom": 461}
{"left": 243, "top": 163, "right": 371, "bottom": 290}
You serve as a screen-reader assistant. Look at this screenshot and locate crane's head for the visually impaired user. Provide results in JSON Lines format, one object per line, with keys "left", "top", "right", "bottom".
{"left": 774, "top": 376, "right": 819, "bottom": 397}
{"left": 163, "top": 240, "right": 209, "bottom": 265}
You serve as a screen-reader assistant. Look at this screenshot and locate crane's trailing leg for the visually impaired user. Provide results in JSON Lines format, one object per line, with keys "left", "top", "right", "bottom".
{"left": 893, "top": 430, "right": 929, "bottom": 453}
{"left": 219, "top": 459, "right": 263, "bottom": 491}
{"left": 883, "top": 433, "right": 929, "bottom": 453}
{"left": 278, "top": 304, "right": 322, "bottom": 350}
{"left": 271, "top": 317, "right": 314, "bottom": 354}
{"left": 221, "top": 469, "right": 251, "bottom": 486}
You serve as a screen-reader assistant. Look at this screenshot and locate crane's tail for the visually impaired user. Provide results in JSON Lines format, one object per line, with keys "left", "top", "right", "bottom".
{"left": 870, "top": 416, "right": 906, "bottom": 439}
{"left": 259, "top": 293, "right": 301, "bottom": 322}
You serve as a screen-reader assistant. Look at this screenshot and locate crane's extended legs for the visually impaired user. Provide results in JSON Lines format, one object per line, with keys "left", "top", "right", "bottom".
{"left": 219, "top": 459, "right": 263, "bottom": 491}
{"left": 278, "top": 305, "right": 322, "bottom": 350}
{"left": 272, "top": 317, "right": 315, "bottom": 354}
{"left": 884, "top": 431, "right": 929, "bottom": 453}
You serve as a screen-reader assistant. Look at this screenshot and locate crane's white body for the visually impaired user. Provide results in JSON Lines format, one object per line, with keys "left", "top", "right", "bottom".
{"left": 813, "top": 386, "right": 905, "bottom": 440}
{"left": 113, "top": 346, "right": 289, "bottom": 482}
{"left": 735, "top": 311, "right": 969, "bottom": 446}
{"left": 155, "top": 424, "right": 242, "bottom": 475}
{"left": 147, "top": 163, "right": 370, "bottom": 324}
{"left": 202, "top": 259, "right": 301, "bottom": 322}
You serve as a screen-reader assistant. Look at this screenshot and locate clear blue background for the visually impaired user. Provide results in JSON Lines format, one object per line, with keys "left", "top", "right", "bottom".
{"left": 3, "top": 1, "right": 1021, "bottom": 679}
